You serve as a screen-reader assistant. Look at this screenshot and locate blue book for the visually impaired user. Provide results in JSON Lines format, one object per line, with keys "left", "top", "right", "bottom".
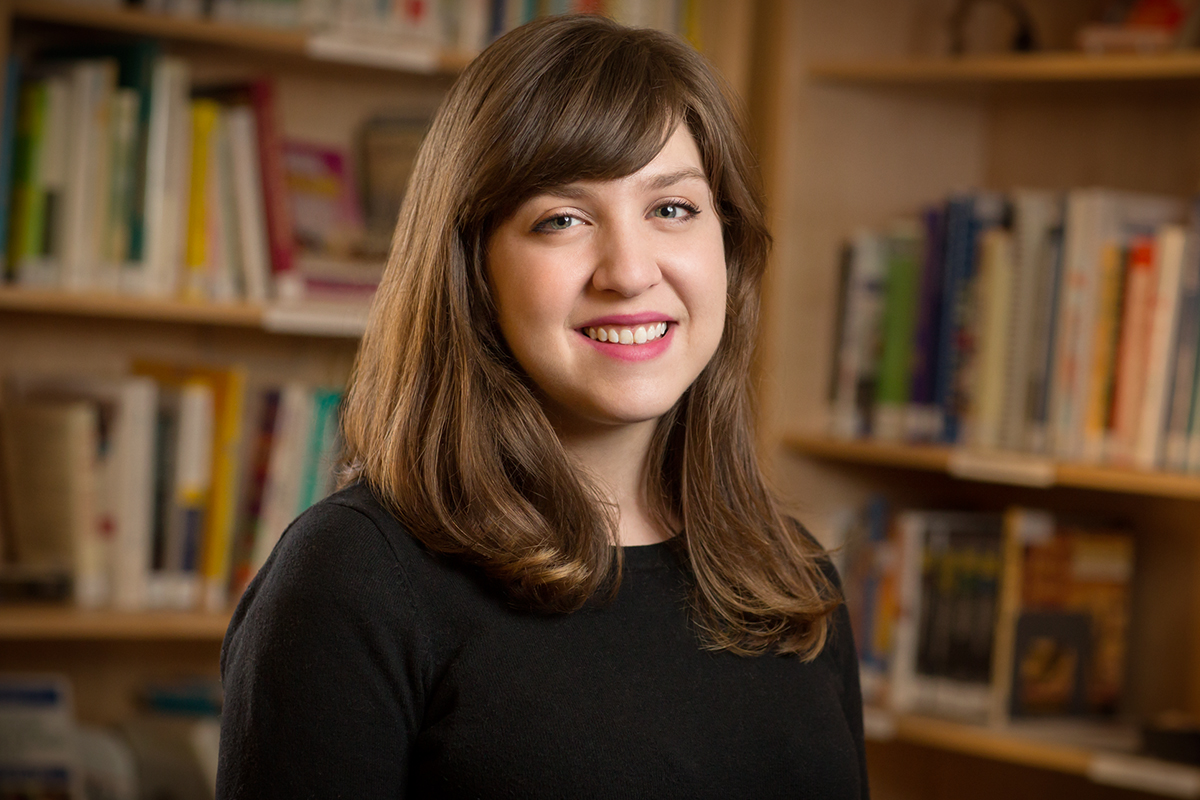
{"left": 933, "top": 196, "right": 974, "bottom": 444}
{"left": 0, "top": 56, "right": 20, "bottom": 277}
{"left": 907, "top": 205, "right": 946, "bottom": 441}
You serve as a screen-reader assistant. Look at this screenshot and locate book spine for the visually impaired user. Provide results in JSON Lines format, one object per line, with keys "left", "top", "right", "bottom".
{"left": 1135, "top": 224, "right": 1188, "bottom": 470}
{"left": 907, "top": 206, "right": 946, "bottom": 442}
{"left": 7, "top": 80, "right": 45, "bottom": 282}
{"left": 183, "top": 99, "right": 219, "bottom": 301}
{"left": 201, "top": 366, "right": 247, "bottom": 613}
{"left": 934, "top": 197, "right": 974, "bottom": 444}
{"left": 1165, "top": 212, "right": 1200, "bottom": 471}
{"left": 1109, "top": 236, "right": 1158, "bottom": 466}
{"left": 969, "top": 227, "right": 1015, "bottom": 451}
{"left": 227, "top": 388, "right": 281, "bottom": 602}
{"left": 249, "top": 79, "right": 295, "bottom": 279}
{"left": 111, "top": 378, "right": 158, "bottom": 612}
{"left": 224, "top": 106, "right": 271, "bottom": 302}
{"left": 0, "top": 57, "right": 21, "bottom": 277}
{"left": 1080, "top": 241, "right": 1126, "bottom": 463}
{"left": 873, "top": 221, "right": 921, "bottom": 441}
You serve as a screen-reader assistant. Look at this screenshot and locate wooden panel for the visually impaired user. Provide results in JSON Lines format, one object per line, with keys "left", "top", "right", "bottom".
{"left": 985, "top": 85, "right": 1200, "bottom": 195}
{"left": 0, "top": 607, "right": 230, "bottom": 640}
{"left": 867, "top": 740, "right": 1170, "bottom": 800}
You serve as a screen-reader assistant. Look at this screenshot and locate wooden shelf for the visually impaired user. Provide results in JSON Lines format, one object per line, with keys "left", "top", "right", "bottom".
{"left": 0, "top": 285, "right": 265, "bottom": 327}
{"left": 784, "top": 433, "right": 1200, "bottom": 501}
{"left": 10, "top": 0, "right": 472, "bottom": 74}
{"left": 808, "top": 51, "right": 1200, "bottom": 84}
{"left": 0, "top": 605, "right": 231, "bottom": 640}
{"left": 865, "top": 709, "right": 1200, "bottom": 796}
{"left": 0, "top": 286, "right": 368, "bottom": 337}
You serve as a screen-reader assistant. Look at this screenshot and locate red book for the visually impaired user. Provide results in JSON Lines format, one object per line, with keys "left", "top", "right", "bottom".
{"left": 250, "top": 79, "right": 294, "bottom": 276}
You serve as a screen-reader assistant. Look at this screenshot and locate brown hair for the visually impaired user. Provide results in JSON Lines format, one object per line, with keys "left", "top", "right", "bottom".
{"left": 341, "top": 14, "right": 838, "bottom": 657}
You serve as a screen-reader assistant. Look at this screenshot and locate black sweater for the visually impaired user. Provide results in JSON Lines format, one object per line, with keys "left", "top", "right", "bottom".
{"left": 217, "top": 483, "right": 869, "bottom": 799}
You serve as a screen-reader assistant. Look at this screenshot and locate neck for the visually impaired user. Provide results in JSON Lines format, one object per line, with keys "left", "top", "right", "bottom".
{"left": 553, "top": 417, "right": 673, "bottom": 547}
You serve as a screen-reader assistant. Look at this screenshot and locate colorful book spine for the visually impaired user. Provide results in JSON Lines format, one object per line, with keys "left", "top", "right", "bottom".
{"left": 873, "top": 221, "right": 921, "bottom": 441}
{"left": 1135, "top": 224, "right": 1188, "bottom": 470}
{"left": 0, "top": 57, "right": 20, "bottom": 277}
{"left": 1164, "top": 209, "right": 1200, "bottom": 471}
{"left": 183, "top": 99, "right": 219, "bottom": 301}
{"left": 1080, "top": 241, "right": 1126, "bottom": 463}
{"left": 250, "top": 79, "right": 294, "bottom": 280}
{"left": 969, "top": 227, "right": 1015, "bottom": 450}
{"left": 906, "top": 206, "right": 946, "bottom": 442}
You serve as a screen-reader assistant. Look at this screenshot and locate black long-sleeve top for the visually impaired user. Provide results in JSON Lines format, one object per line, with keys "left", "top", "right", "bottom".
{"left": 217, "top": 482, "right": 869, "bottom": 798}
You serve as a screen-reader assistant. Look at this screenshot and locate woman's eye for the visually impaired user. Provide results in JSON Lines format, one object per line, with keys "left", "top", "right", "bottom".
{"left": 536, "top": 214, "right": 579, "bottom": 232}
{"left": 652, "top": 202, "right": 697, "bottom": 220}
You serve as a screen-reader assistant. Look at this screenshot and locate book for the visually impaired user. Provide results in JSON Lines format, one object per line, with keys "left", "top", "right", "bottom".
{"left": 5, "top": 374, "right": 158, "bottom": 611}
{"left": 1135, "top": 224, "right": 1190, "bottom": 470}
{"left": 1163, "top": 202, "right": 1200, "bottom": 471}
{"left": 250, "top": 79, "right": 295, "bottom": 278}
{"left": 828, "top": 231, "right": 886, "bottom": 439}
{"left": 356, "top": 115, "right": 427, "bottom": 258}
{"left": 297, "top": 388, "right": 343, "bottom": 513}
{"left": 183, "top": 99, "right": 219, "bottom": 302}
{"left": 873, "top": 220, "right": 921, "bottom": 441}
{"left": 968, "top": 226, "right": 1015, "bottom": 450}
{"left": 227, "top": 387, "right": 281, "bottom": 601}
{"left": 252, "top": 383, "right": 313, "bottom": 572}
{"left": 282, "top": 140, "right": 365, "bottom": 258}
{"left": 139, "top": 57, "right": 191, "bottom": 298}
{"left": 61, "top": 59, "right": 117, "bottom": 292}
{"left": 1079, "top": 241, "right": 1127, "bottom": 463}
{"left": 1003, "top": 190, "right": 1061, "bottom": 452}
{"left": 134, "top": 361, "right": 247, "bottom": 611}
{"left": 223, "top": 106, "right": 271, "bottom": 303}
{"left": 906, "top": 206, "right": 946, "bottom": 442}
{"left": 0, "top": 56, "right": 20, "bottom": 277}
{"left": 0, "top": 400, "right": 102, "bottom": 607}
{"left": 1109, "top": 235, "right": 1158, "bottom": 466}
{"left": 991, "top": 508, "right": 1135, "bottom": 720}
{"left": 892, "top": 509, "right": 1004, "bottom": 722}
{"left": 838, "top": 495, "right": 898, "bottom": 707}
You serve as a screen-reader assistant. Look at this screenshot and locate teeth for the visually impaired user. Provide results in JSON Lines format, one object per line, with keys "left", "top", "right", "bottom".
{"left": 584, "top": 322, "right": 669, "bottom": 345}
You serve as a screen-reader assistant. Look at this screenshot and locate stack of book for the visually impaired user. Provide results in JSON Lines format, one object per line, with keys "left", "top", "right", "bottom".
{"left": 836, "top": 498, "right": 1135, "bottom": 727}
{"left": 0, "top": 366, "right": 344, "bottom": 613}
{"left": 828, "top": 188, "right": 1200, "bottom": 473}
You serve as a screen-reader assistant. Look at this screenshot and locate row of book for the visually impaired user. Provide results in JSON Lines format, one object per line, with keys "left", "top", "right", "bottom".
{"left": 0, "top": 43, "right": 402, "bottom": 307}
{"left": 0, "top": 366, "right": 344, "bottom": 612}
{"left": 834, "top": 499, "right": 1134, "bottom": 725}
{"left": 143, "top": 0, "right": 702, "bottom": 54}
{"left": 829, "top": 188, "right": 1200, "bottom": 473}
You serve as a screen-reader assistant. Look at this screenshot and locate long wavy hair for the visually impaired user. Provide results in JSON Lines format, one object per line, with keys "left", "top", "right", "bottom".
{"left": 340, "top": 14, "right": 838, "bottom": 657}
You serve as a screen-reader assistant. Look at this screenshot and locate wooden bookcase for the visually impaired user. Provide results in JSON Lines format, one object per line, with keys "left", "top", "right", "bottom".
{"left": 0, "top": 0, "right": 757, "bottom": 740}
{"left": 753, "top": 1, "right": 1200, "bottom": 798}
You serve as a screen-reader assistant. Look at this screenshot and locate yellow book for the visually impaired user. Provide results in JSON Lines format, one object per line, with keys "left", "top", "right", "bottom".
{"left": 183, "top": 100, "right": 219, "bottom": 301}
{"left": 1081, "top": 242, "right": 1125, "bottom": 463}
{"left": 133, "top": 360, "right": 247, "bottom": 612}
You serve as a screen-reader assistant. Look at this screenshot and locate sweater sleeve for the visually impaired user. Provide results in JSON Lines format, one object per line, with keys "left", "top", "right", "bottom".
{"left": 217, "top": 499, "right": 428, "bottom": 799}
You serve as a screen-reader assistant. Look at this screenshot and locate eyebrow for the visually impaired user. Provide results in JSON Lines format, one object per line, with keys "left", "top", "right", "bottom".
{"left": 540, "top": 167, "right": 709, "bottom": 200}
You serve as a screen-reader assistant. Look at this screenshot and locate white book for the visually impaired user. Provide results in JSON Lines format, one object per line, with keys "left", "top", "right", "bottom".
{"left": 252, "top": 383, "right": 314, "bottom": 571}
{"left": 968, "top": 227, "right": 1014, "bottom": 451}
{"left": 1164, "top": 213, "right": 1200, "bottom": 471}
{"left": 138, "top": 57, "right": 191, "bottom": 298}
{"left": 1135, "top": 225, "right": 1189, "bottom": 470}
{"left": 61, "top": 60, "right": 116, "bottom": 293}
{"left": 224, "top": 106, "right": 270, "bottom": 303}
{"left": 8, "top": 375, "right": 159, "bottom": 611}
{"left": 829, "top": 231, "right": 885, "bottom": 439}
{"left": 205, "top": 111, "right": 239, "bottom": 302}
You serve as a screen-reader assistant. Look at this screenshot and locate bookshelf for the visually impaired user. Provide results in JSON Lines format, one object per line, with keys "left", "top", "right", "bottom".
{"left": 755, "top": 1, "right": 1200, "bottom": 798}
{"left": 809, "top": 51, "right": 1200, "bottom": 84}
{"left": 784, "top": 434, "right": 1200, "bottom": 502}
{"left": 0, "top": 0, "right": 759, "bottom": 770}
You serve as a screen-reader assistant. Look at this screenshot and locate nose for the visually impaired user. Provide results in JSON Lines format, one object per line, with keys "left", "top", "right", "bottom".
{"left": 590, "top": 223, "right": 662, "bottom": 297}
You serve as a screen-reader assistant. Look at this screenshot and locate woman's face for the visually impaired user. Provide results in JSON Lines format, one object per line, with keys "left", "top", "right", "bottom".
{"left": 487, "top": 125, "right": 727, "bottom": 434}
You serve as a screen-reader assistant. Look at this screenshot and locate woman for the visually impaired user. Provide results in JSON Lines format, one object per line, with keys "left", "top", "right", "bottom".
{"left": 218, "top": 13, "right": 867, "bottom": 799}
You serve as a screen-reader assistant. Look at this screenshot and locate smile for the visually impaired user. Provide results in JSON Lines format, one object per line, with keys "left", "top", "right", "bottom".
{"left": 583, "top": 322, "right": 669, "bottom": 345}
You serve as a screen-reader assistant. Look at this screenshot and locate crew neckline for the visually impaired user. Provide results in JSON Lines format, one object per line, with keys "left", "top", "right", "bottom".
{"left": 621, "top": 539, "right": 679, "bottom": 571}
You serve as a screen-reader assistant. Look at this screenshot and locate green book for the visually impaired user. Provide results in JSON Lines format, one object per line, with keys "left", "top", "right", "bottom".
{"left": 873, "top": 221, "right": 922, "bottom": 439}
{"left": 7, "top": 80, "right": 47, "bottom": 278}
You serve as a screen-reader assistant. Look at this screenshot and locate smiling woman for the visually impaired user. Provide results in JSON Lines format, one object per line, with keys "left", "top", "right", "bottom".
{"left": 217, "top": 13, "right": 868, "bottom": 800}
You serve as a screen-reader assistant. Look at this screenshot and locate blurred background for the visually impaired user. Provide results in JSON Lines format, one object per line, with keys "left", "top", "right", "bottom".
{"left": 3, "top": 1, "right": 1200, "bottom": 798}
